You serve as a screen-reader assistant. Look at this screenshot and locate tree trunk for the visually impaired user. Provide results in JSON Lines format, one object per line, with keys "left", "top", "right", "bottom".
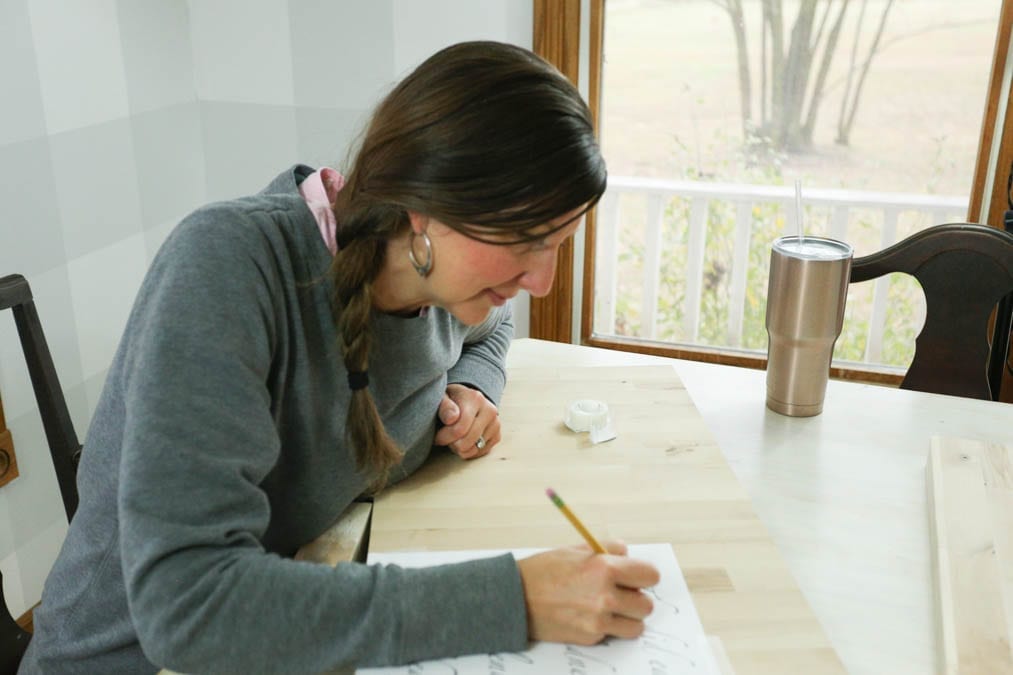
{"left": 761, "top": 8, "right": 768, "bottom": 124}
{"left": 764, "top": 0, "right": 786, "bottom": 131}
{"left": 802, "top": 0, "right": 851, "bottom": 144}
{"left": 836, "top": 0, "right": 869, "bottom": 144}
{"left": 725, "top": 0, "right": 752, "bottom": 136}
{"left": 777, "top": 0, "right": 818, "bottom": 149}
{"left": 837, "top": 0, "right": 895, "bottom": 144}
{"left": 809, "top": 0, "right": 834, "bottom": 58}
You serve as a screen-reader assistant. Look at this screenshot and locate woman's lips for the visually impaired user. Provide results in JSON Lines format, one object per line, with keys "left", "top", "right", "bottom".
{"left": 486, "top": 289, "right": 510, "bottom": 306}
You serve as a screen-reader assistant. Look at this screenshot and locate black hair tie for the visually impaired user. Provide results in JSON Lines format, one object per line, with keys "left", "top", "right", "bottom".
{"left": 347, "top": 370, "right": 369, "bottom": 391}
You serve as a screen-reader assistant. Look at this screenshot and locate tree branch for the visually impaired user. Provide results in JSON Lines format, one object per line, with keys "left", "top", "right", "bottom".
{"left": 803, "top": 0, "right": 850, "bottom": 140}
{"left": 766, "top": 0, "right": 786, "bottom": 128}
{"left": 836, "top": 0, "right": 868, "bottom": 143}
{"left": 839, "top": 0, "right": 896, "bottom": 144}
{"left": 810, "top": 0, "right": 834, "bottom": 53}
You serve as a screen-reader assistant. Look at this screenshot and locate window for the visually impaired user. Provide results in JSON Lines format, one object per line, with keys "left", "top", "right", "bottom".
{"left": 534, "top": 0, "right": 1013, "bottom": 389}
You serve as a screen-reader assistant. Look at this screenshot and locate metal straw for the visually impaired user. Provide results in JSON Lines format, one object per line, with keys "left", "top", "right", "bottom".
{"left": 794, "top": 178, "right": 805, "bottom": 246}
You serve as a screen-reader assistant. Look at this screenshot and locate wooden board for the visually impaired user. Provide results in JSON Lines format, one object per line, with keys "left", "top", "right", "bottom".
{"left": 0, "top": 395, "right": 18, "bottom": 488}
{"left": 296, "top": 501, "right": 372, "bottom": 566}
{"left": 371, "top": 365, "right": 846, "bottom": 675}
{"left": 927, "top": 436, "right": 1013, "bottom": 674}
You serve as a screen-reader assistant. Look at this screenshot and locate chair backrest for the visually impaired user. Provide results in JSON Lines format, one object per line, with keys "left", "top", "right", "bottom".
{"left": 850, "top": 223, "right": 1013, "bottom": 400}
{"left": 0, "top": 587, "right": 30, "bottom": 675}
{"left": 0, "top": 273, "right": 82, "bottom": 673}
{"left": 987, "top": 217, "right": 1013, "bottom": 400}
{"left": 0, "top": 275, "right": 80, "bottom": 516}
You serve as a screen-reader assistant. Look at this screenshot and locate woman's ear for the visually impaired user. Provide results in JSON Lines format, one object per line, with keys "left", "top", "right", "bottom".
{"left": 407, "top": 210, "right": 429, "bottom": 235}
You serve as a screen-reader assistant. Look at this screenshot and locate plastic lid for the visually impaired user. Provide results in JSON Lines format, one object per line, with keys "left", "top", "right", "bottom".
{"left": 773, "top": 236, "right": 853, "bottom": 260}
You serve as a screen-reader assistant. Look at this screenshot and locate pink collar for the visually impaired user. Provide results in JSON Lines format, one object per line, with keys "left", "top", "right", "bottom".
{"left": 298, "top": 167, "right": 345, "bottom": 255}
{"left": 300, "top": 167, "right": 429, "bottom": 318}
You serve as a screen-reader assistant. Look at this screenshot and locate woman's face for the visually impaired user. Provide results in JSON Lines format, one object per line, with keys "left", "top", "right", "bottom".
{"left": 415, "top": 206, "right": 586, "bottom": 326}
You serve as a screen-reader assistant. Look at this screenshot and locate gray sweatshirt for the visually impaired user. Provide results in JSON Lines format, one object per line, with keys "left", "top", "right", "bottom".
{"left": 20, "top": 166, "right": 527, "bottom": 674}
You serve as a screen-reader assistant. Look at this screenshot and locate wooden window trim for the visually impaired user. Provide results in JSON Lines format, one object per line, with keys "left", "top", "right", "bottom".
{"left": 536, "top": 0, "right": 1013, "bottom": 385}
{"left": 530, "top": 0, "right": 582, "bottom": 343}
{"left": 969, "top": 0, "right": 1013, "bottom": 228}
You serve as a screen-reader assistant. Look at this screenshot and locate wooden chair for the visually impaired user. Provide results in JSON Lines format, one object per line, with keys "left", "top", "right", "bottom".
{"left": 0, "top": 274, "right": 82, "bottom": 673}
{"left": 849, "top": 223, "right": 1013, "bottom": 400}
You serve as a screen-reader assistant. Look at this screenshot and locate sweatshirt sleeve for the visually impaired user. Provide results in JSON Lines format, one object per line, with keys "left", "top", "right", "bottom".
{"left": 446, "top": 302, "right": 514, "bottom": 405}
{"left": 116, "top": 209, "right": 527, "bottom": 674}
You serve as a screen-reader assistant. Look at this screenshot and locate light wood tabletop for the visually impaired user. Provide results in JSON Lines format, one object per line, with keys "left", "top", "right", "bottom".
{"left": 500, "top": 338, "right": 1013, "bottom": 675}
{"left": 370, "top": 352, "right": 848, "bottom": 674}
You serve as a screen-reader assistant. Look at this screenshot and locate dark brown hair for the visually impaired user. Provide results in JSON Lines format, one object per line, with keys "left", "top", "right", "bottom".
{"left": 330, "top": 41, "right": 607, "bottom": 486}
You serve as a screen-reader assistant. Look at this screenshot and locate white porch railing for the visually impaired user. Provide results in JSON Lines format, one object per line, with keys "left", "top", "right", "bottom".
{"left": 593, "top": 176, "right": 969, "bottom": 366}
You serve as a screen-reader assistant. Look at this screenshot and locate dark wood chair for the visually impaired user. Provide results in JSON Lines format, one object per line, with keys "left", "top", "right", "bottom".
{"left": 0, "top": 274, "right": 82, "bottom": 674}
{"left": 849, "top": 223, "right": 1013, "bottom": 401}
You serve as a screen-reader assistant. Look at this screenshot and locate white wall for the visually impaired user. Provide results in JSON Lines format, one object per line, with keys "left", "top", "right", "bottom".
{"left": 0, "top": 0, "right": 532, "bottom": 618}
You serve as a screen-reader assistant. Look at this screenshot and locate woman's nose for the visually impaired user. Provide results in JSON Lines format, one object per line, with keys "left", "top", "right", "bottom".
{"left": 518, "top": 249, "right": 558, "bottom": 298}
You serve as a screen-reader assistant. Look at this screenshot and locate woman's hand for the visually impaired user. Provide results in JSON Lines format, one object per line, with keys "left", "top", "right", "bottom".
{"left": 434, "top": 383, "right": 501, "bottom": 459}
{"left": 516, "top": 541, "right": 660, "bottom": 645}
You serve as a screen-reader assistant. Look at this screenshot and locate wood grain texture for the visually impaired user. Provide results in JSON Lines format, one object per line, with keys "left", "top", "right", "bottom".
{"left": 371, "top": 365, "right": 846, "bottom": 675}
{"left": 709, "top": 634, "right": 738, "bottom": 675}
{"left": 295, "top": 501, "right": 372, "bottom": 566}
{"left": 530, "top": 0, "right": 581, "bottom": 343}
{"left": 0, "top": 428, "right": 18, "bottom": 488}
{"left": 0, "top": 396, "right": 15, "bottom": 488}
{"left": 16, "top": 603, "right": 35, "bottom": 633}
{"left": 580, "top": 0, "right": 605, "bottom": 346}
{"left": 927, "top": 436, "right": 1013, "bottom": 674}
{"left": 533, "top": 0, "right": 580, "bottom": 81}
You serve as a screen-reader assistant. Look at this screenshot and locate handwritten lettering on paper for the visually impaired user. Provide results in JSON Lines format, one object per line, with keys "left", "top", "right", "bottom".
{"left": 358, "top": 544, "right": 715, "bottom": 675}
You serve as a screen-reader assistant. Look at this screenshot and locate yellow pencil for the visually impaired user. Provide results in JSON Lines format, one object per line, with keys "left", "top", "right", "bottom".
{"left": 546, "top": 488, "right": 608, "bottom": 554}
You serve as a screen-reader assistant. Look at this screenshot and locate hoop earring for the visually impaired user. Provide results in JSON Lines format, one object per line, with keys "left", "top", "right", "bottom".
{"left": 408, "top": 231, "right": 433, "bottom": 278}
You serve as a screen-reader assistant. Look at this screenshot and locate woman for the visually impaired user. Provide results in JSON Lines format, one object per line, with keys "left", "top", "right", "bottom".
{"left": 21, "top": 41, "right": 659, "bottom": 674}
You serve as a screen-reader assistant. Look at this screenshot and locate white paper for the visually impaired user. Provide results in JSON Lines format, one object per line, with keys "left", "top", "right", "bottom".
{"left": 358, "top": 543, "right": 716, "bottom": 675}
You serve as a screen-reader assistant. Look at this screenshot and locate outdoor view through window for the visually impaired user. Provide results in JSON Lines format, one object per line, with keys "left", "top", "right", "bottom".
{"left": 595, "top": 0, "right": 1000, "bottom": 372}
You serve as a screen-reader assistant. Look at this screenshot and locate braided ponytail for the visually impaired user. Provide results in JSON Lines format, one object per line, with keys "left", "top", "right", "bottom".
{"left": 331, "top": 205, "right": 405, "bottom": 488}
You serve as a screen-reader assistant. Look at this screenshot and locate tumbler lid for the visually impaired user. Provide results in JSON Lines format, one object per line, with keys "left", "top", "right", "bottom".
{"left": 773, "top": 236, "right": 852, "bottom": 260}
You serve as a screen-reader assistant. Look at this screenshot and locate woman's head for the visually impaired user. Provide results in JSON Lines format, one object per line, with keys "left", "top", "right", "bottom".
{"left": 331, "top": 41, "right": 606, "bottom": 484}
{"left": 336, "top": 40, "right": 606, "bottom": 246}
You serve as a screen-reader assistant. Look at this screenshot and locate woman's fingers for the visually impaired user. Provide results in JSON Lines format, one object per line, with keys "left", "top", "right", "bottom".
{"left": 610, "top": 586, "right": 655, "bottom": 622}
{"left": 437, "top": 395, "right": 460, "bottom": 426}
{"left": 517, "top": 546, "right": 661, "bottom": 645}
{"left": 611, "top": 553, "right": 661, "bottom": 589}
{"left": 593, "top": 539, "right": 628, "bottom": 556}
{"left": 434, "top": 384, "right": 501, "bottom": 458}
{"left": 454, "top": 417, "right": 500, "bottom": 458}
{"left": 448, "top": 418, "right": 497, "bottom": 458}
{"left": 602, "top": 613, "right": 649, "bottom": 640}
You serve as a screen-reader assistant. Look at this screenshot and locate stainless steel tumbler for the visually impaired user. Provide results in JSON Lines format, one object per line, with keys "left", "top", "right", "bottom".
{"left": 765, "top": 235, "right": 853, "bottom": 417}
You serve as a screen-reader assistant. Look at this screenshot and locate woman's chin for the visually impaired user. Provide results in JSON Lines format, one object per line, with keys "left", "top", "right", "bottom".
{"left": 446, "top": 301, "right": 496, "bottom": 326}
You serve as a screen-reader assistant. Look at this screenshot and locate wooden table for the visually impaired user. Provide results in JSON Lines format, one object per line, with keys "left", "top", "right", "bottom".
{"left": 370, "top": 350, "right": 848, "bottom": 674}
{"left": 492, "top": 338, "right": 1013, "bottom": 675}
{"left": 174, "top": 337, "right": 1012, "bottom": 674}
